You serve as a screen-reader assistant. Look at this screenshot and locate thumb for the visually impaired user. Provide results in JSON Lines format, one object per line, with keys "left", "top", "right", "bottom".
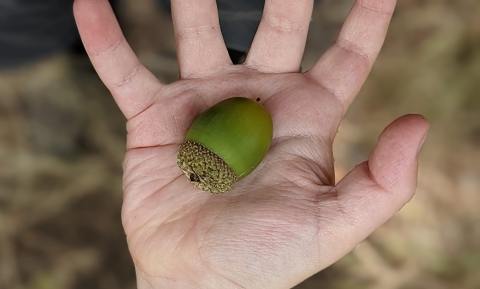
{"left": 334, "top": 114, "right": 429, "bottom": 241}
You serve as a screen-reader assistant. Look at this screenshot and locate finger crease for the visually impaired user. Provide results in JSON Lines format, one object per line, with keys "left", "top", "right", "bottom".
{"left": 263, "top": 14, "right": 305, "bottom": 34}
{"left": 116, "top": 62, "right": 142, "bottom": 88}
{"left": 365, "top": 161, "right": 389, "bottom": 194}
{"left": 91, "top": 37, "right": 125, "bottom": 58}
{"left": 355, "top": 0, "right": 393, "bottom": 16}
{"left": 176, "top": 24, "right": 218, "bottom": 39}
{"left": 335, "top": 38, "right": 370, "bottom": 62}
{"left": 304, "top": 71, "right": 346, "bottom": 106}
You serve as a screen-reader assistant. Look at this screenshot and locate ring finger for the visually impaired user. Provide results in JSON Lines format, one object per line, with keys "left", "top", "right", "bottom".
{"left": 171, "top": 0, "right": 232, "bottom": 78}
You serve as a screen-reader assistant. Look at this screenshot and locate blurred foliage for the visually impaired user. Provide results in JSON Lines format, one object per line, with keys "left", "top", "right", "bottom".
{"left": 0, "top": 0, "right": 479, "bottom": 288}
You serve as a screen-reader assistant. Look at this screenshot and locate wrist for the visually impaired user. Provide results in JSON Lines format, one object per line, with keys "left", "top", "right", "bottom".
{"left": 136, "top": 271, "right": 196, "bottom": 289}
{"left": 135, "top": 266, "right": 246, "bottom": 289}
{"left": 136, "top": 274, "right": 191, "bottom": 289}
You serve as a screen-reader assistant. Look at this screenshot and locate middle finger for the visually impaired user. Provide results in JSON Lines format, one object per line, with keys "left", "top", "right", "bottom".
{"left": 246, "top": 0, "right": 314, "bottom": 73}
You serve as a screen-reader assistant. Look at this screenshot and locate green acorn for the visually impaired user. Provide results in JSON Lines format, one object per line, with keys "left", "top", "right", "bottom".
{"left": 177, "top": 97, "right": 273, "bottom": 194}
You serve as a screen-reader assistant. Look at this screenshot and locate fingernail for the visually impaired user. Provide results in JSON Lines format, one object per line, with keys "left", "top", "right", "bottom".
{"left": 417, "top": 131, "right": 428, "bottom": 155}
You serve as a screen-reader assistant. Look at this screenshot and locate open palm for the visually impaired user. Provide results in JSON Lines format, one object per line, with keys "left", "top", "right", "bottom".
{"left": 74, "top": 0, "right": 428, "bottom": 288}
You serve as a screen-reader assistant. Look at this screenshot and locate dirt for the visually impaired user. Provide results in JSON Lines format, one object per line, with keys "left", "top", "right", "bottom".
{"left": 0, "top": 0, "right": 479, "bottom": 288}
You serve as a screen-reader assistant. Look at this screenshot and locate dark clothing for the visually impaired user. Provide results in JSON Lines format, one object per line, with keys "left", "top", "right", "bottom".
{"left": 0, "top": 0, "right": 78, "bottom": 68}
{"left": 156, "top": 0, "right": 264, "bottom": 52}
{"left": 0, "top": 0, "right": 320, "bottom": 69}
{"left": 218, "top": 0, "right": 265, "bottom": 52}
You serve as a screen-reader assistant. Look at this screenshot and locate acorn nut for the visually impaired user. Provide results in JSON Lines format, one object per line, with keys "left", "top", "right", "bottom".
{"left": 177, "top": 97, "right": 273, "bottom": 194}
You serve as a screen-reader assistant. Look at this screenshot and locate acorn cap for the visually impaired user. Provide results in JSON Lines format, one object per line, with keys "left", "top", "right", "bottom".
{"left": 177, "top": 140, "right": 238, "bottom": 194}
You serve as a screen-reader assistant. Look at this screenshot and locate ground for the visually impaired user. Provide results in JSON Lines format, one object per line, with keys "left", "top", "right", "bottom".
{"left": 0, "top": 0, "right": 479, "bottom": 288}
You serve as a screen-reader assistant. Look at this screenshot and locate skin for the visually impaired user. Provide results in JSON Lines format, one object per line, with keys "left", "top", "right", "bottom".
{"left": 73, "top": 0, "right": 430, "bottom": 288}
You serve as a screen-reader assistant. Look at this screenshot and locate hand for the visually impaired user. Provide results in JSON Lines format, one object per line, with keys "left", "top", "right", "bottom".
{"left": 74, "top": 0, "right": 429, "bottom": 288}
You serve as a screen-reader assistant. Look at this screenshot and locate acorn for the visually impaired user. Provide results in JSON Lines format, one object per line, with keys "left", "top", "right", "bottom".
{"left": 177, "top": 97, "right": 273, "bottom": 194}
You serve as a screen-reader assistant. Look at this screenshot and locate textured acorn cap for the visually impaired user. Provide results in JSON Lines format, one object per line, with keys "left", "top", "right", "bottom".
{"left": 177, "top": 140, "right": 238, "bottom": 194}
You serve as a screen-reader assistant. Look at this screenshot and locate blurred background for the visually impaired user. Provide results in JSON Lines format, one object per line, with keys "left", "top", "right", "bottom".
{"left": 0, "top": 0, "right": 479, "bottom": 288}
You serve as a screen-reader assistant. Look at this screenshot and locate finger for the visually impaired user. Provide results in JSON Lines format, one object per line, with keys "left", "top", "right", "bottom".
{"left": 331, "top": 115, "right": 428, "bottom": 251}
{"left": 246, "top": 0, "right": 314, "bottom": 73}
{"left": 171, "top": 0, "right": 232, "bottom": 78}
{"left": 307, "top": 0, "right": 397, "bottom": 110}
{"left": 74, "top": 0, "right": 162, "bottom": 119}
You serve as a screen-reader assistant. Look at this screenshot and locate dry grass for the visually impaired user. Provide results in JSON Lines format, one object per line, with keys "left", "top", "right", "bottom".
{"left": 0, "top": 55, "right": 133, "bottom": 288}
{"left": 0, "top": 0, "right": 479, "bottom": 288}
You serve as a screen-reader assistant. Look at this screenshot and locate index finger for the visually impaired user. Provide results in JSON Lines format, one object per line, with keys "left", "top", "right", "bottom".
{"left": 246, "top": 0, "right": 314, "bottom": 73}
{"left": 74, "top": 0, "right": 162, "bottom": 119}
